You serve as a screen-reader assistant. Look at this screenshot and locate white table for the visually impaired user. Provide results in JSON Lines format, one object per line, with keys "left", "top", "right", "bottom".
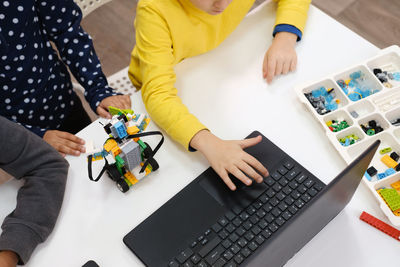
{"left": 1, "top": 1, "right": 398, "bottom": 266}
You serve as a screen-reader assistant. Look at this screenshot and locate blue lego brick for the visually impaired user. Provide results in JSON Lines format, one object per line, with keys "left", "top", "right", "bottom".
{"left": 377, "top": 172, "right": 387, "bottom": 180}
{"left": 114, "top": 121, "right": 128, "bottom": 139}
{"left": 385, "top": 168, "right": 396, "bottom": 176}
{"left": 364, "top": 172, "right": 372, "bottom": 181}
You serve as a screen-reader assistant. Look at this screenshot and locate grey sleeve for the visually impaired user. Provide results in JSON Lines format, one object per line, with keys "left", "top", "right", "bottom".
{"left": 0, "top": 116, "right": 69, "bottom": 265}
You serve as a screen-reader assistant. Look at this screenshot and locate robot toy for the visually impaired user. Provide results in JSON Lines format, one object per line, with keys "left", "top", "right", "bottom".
{"left": 87, "top": 107, "right": 163, "bottom": 193}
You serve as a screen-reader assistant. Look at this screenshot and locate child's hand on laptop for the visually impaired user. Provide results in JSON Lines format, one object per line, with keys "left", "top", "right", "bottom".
{"left": 263, "top": 31, "right": 298, "bottom": 84}
{"left": 190, "top": 130, "right": 269, "bottom": 190}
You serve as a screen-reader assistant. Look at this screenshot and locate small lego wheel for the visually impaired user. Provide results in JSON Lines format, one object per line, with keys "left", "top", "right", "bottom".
{"left": 148, "top": 158, "right": 159, "bottom": 171}
{"left": 116, "top": 179, "right": 130, "bottom": 193}
{"left": 106, "top": 164, "right": 122, "bottom": 181}
{"left": 143, "top": 142, "right": 153, "bottom": 159}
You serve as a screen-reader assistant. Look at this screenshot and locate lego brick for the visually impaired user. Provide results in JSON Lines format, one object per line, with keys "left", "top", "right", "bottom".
{"left": 111, "top": 146, "right": 121, "bottom": 157}
{"left": 379, "top": 147, "right": 392, "bottom": 154}
{"left": 379, "top": 188, "right": 400, "bottom": 212}
{"left": 366, "top": 166, "right": 377, "bottom": 177}
{"left": 391, "top": 181, "right": 400, "bottom": 191}
{"left": 127, "top": 126, "right": 140, "bottom": 135}
{"left": 104, "top": 139, "right": 118, "bottom": 152}
{"left": 124, "top": 171, "right": 139, "bottom": 186}
{"left": 385, "top": 168, "right": 396, "bottom": 177}
{"left": 120, "top": 141, "right": 141, "bottom": 171}
{"left": 377, "top": 173, "right": 387, "bottom": 180}
{"left": 390, "top": 152, "right": 400, "bottom": 161}
{"left": 359, "top": 211, "right": 400, "bottom": 242}
{"left": 113, "top": 121, "right": 128, "bottom": 139}
{"left": 364, "top": 172, "right": 372, "bottom": 181}
{"left": 381, "top": 154, "right": 398, "bottom": 169}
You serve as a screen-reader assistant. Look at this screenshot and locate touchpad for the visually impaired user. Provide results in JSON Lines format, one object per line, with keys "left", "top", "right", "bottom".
{"left": 199, "top": 167, "right": 268, "bottom": 210}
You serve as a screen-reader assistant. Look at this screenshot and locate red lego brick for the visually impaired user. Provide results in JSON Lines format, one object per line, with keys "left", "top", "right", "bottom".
{"left": 359, "top": 211, "right": 400, "bottom": 242}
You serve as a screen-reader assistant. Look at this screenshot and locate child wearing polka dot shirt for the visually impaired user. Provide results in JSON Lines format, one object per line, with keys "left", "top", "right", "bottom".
{"left": 0, "top": 0, "right": 131, "bottom": 156}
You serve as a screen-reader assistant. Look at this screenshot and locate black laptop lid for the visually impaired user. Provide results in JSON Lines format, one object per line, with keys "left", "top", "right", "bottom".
{"left": 245, "top": 139, "right": 380, "bottom": 266}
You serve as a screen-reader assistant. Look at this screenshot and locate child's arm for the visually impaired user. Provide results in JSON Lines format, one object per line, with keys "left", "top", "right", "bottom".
{"left": 131, "top": 3, "right": 268, "bottom": 190}
{"left": 263, "top": 0, "right": 311, "bottom": 83}
{"left": 0, "top": 116, "right": 68, "bottom": 265}
{"left": 36, "top": 0, "right": 131, "bottom": 116}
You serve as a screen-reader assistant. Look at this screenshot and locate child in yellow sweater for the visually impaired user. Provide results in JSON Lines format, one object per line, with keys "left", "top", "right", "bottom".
{"left": 129, "top": 0, "right": 311, "bottom": 190}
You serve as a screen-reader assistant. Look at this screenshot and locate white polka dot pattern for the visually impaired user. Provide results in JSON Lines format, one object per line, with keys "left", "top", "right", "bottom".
{"left": 0, "top": 0, "right": 120, "bottom": 137}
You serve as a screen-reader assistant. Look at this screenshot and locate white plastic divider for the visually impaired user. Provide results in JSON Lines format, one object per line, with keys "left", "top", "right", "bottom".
{"left": 295, "top": 45, "right": 400, "bottom": 226}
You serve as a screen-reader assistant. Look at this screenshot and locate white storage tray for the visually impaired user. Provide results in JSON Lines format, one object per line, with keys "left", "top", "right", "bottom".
{"left": 296, "top": 45, "right": 400, "bottom": 226}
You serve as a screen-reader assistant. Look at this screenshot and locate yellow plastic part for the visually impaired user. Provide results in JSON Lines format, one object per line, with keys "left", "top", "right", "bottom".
{"left": 326, "top": 121, "right": 332, "bottom": 127}
{"left": 345, "top": 79, "right": 351, "bottom": 85}
{"left": 394, "top": 209, "right": 400, "bottom": 216}
{"left": 381, "top": 155, "right": 398, "bottom": 169}
{"left": 111, "top": 146, "right": 121, "bottom": 157}
{"left": 335, "top": 99, "right": 340, "bottom": 104}
{"left": 92, "top": 155, "right": 103, "bottom": 161}
{"left": 145, "top": 166, "right": 151, "bottom": 175}
{"left": 391, "top": 181, "right": 400, "bottom": 191}
{"left": 124, "top": 171, "right": 139, "bottom": 185}
{"left": 104, "top": 139, "right": 118, "bottom": 152}
{"left": 142, "top": 118, "right": 151, "bottom": 130}
{"left": 127, "top": 126, "right": 140, "bottom": 135}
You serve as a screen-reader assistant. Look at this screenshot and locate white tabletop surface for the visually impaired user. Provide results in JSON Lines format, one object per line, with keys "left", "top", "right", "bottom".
{"left": 1, "top": 1, "right": 399, "bottom": 266}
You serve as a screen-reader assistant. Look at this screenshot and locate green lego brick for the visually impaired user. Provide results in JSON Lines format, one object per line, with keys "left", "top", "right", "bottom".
{"left": 379, "top": 147, "right": 392, "bottom": 155}
{"left": 124, "top": 178, "right": 132, "bottom": 186}
{"left": 108, "top": 106, "right": 134, "bottom": 116}
{"left": 115, "top": 155, "right": 125, "bottom": 166}
{"left": 137, "top": 139, "right": 147, "bottom": 150}
{"left": 380, "top": 188, "right": 400, "bottom": 211}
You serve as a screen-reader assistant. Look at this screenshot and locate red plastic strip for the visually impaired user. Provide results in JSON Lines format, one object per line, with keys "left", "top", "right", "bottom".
{"left": 359, "top": 211, "right": 400, "bottom": 242}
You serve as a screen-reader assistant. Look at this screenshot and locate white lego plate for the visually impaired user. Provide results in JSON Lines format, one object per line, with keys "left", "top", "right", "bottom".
{"left": 296, "top": 45, "right": 400, "bottom": 226}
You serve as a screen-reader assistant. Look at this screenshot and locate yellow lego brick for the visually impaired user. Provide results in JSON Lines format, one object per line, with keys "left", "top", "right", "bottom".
{"left": 143, "top": 118, "right": 151, "bottom": 130}
{"left": 127, "top": 126, "right": 140, "bottom": 135}
{"left": 145, "top": 166, "right": 151, "bottom": 175}
{"left": 326, "top": 121, "right": 332, "bottom": 127}
{"left": 345, "top": 79, "right": 351, "bottom": 85}
{"left": 124, "top": 171, "right": 139, "bottom": 185}
{"left": 104, "top": 139, "right": 118, "bottom": 152}
{"left": 92, "top": 155, "right": 103, "bottom": 161}
{"left": 391, "top": 181, "right": 400, "bottom": 191}
{"left": 394, "top": 209, "right": 400, "bottom": 216}
{"left": 381, "top": 155, "right": 398, "bottom": 169}
{"left": 111, "top": 146, "right": 121, "bottom": 157}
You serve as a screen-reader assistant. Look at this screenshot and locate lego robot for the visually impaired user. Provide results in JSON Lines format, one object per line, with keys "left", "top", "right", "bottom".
{"left": 87, "top": 107, "right": 164, "bottom": 193}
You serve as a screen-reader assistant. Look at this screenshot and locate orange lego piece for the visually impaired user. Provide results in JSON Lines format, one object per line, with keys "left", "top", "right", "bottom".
{"left": 111, "top": 146, "right": 121, "bottom": 157}
{"left": 124, "top": 171, "right": 139, "bottom": 185}
{"left": 104, "top": 139, "right": 118, "bottom": 152}
{"left": 391, "top": 181, "right": 400, "bottom": 191}
{"left": 127, "top": 126, "right": 140, "bottom": 135}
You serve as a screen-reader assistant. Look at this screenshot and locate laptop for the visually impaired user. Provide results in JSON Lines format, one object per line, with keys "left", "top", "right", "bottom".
{"left": 123, "top": 131, "right": 380, "bottom": 267}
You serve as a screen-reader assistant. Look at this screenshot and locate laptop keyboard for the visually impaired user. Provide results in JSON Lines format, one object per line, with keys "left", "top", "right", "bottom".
{"left": 168, "top": 159, "right": 325, "bottom": 267}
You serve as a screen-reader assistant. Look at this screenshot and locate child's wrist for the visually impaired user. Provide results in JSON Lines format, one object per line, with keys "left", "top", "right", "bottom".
{"left": 190, "top": 129, "right": 215, "bottom": 153}
{"left": 274, "top": 31, "right": 298, "bottom": 45}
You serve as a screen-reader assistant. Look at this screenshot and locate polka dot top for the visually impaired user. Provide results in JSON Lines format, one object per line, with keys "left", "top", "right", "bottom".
{"left": 0, "top": 0, "right": 119, "bottom": 137}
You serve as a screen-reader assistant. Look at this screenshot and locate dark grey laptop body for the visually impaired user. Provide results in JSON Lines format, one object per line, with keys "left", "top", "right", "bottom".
{"left": 124, "top": 131, "right": 379, "bottom": 266}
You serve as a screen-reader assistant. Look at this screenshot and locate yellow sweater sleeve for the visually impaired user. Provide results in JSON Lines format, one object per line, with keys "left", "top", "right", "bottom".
{"left": 274, "top": 0, "right": 311, "bottom": 33}
{"left": 130, "top": 3, "right": 207, "bottom": 150}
